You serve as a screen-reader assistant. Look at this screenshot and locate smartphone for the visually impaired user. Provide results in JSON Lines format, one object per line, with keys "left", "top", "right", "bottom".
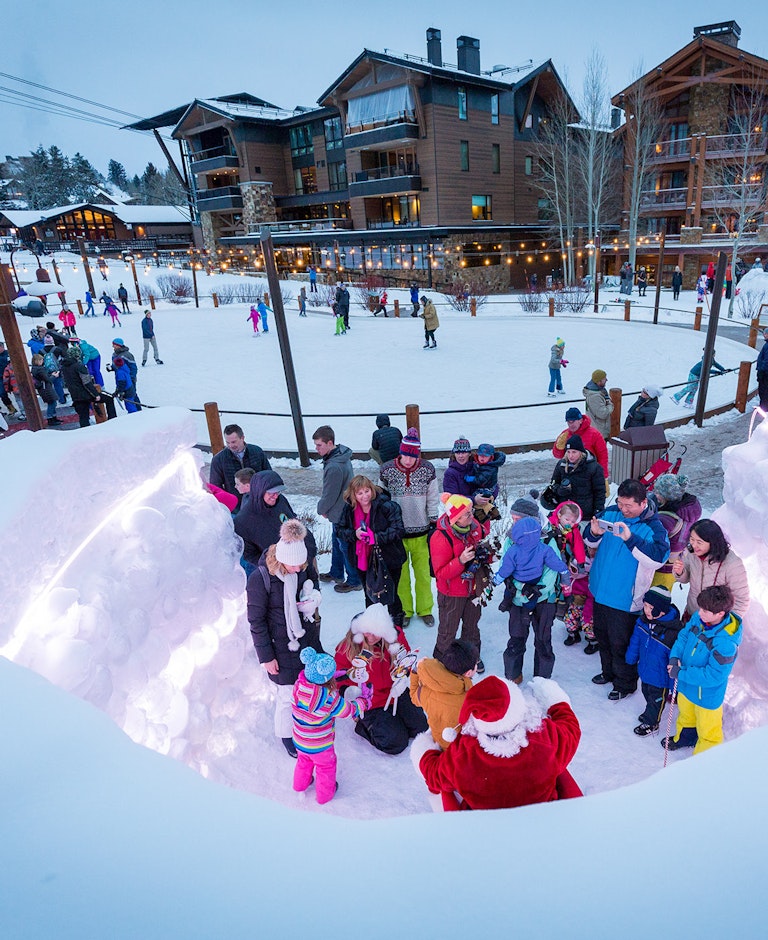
{"left": 686, "top": 542, "right": 694, "bottom": 553}
{"left": 598, "top": 519, "right": 615, "bottom": 532}
{"left": 360, "top": 521, "right": 367, "bottom": 532}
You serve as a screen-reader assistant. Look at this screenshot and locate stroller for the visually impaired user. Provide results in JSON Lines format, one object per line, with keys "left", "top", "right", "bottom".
{"left": 639, "top": 441, "right": 687, "bottom": 492}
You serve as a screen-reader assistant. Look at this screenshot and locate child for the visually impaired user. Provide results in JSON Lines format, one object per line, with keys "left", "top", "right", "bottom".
{"left": 234, "top": 467, "right": 255, "bottom": 505}
{"left": 696, "top": 273, "right": 707, "bottom": 303}
{"left": 493, "top": 516, "right": 571, "bottom": 682}
{"left": 547, "top": 337, "right": 567, "bottom": 397}
{"left": 409, "top": 639, "right": 477, "bottom": 749}
{"left": 292, "top": 647, "right": 370, "bottom": 804}
{"left": 625, "top": 585, "right": 682, "bottom": 735}
{"left": 662, "top": 584, "right": 742, "bottom": 754}
{"left": 247, "top": 305, "right": 261, "bottom": 336}
{"left": 471, "top": 443, "right": 506, "bottom": 498}
{"left": 106, "top": 302, "right": 122, "bottom": 328}
{"left": 563, "top": 549, "right": 597, "bottom": 653}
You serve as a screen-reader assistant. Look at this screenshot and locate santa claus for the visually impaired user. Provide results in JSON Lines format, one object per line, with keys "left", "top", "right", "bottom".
{"left": 411, "top": 675, "right": 582, "bottom": 810}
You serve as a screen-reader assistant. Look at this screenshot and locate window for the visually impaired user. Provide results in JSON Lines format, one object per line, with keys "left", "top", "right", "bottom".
{"left": 471, "top": 195, "right": 492, "bottom": 221}
{"left": 525, "top": 155, "right": 532, "bottom": 175}
{"left": 324, "top": 116, "right": 344, "bottom": 150}
{"left": 293, "top": 165, "right": 317, "bottom": 195}
{"left": 537, "top": 197, "right": 552, "bottom": 222}
{"left": 491, "top": 93, "right": 499, "bottom": 125}
{"left": 289, "top": 124, "right": 314, "bottom": 157}
{"left": 460, "top": 140, "right": 469, "bottom": 171}
{"left": 524, "top": 113, "right": 533, "bottom": 129}
{"left": 328, "top": 161, "right": 347, "bottom": 191}
{"left": 458, "top": 86, "right": 467, "bottom": 121}
{"left": 492, "top": 144, "right": 500, "bottom": 174}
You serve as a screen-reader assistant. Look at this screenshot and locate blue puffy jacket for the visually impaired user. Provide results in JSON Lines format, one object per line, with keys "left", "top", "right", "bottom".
{"left": 626, "top": 607, "right": 683, "bottom": 688}
{"left": 585, "top": 502, "right": 669, "bottom": 612}
{"left": 496, "top": 517, "right": 570, "bottom": 585}
{"left": 670, "top": 611, "right": 742, "bottom": 709}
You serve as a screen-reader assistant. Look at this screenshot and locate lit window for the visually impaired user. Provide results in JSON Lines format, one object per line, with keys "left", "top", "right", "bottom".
{"left": 491, "top": 93, "right": 499, "bottom": 125}
{"left": 471, "top": 195, "right": 492, "bottom": 221}
{"left": 458, "top": 86, "right": 467, "bottom": 121}
{"left": 525, "top": 113, "right": 533, "bottom": 129}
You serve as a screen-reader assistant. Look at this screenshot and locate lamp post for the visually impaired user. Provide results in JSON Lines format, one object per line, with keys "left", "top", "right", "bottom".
{"left": 593, "top": 230, "right": 601, "bottom": 313}
{"left": 76, "top": 236, "right": 96, "bottom": 297}
{"left": 123, "top": 254, "right": 142, "bottom": 306}
{"left": 652, "top": 230, "right": 666, "bottom": 325}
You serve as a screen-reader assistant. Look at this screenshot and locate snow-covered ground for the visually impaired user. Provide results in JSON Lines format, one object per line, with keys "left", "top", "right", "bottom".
{"left": 3, "top": 249, "right": 759, "bottom": 451}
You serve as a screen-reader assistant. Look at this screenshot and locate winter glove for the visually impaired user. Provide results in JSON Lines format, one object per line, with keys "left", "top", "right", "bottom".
{"left": 668, "top": 658, "right": 680, "bottom": 679}
{"left": 555, "top": 430, "right": 569, "bottom": 450}
{"left": 359, "top": 681, "right": 374, "bottom": 709}
{"left": 491, "top": 571, "right": 504, "bottom": 587}
{"left": 561, "top": 359, "right": 568, "bottom": 368}
{"left": 528, "top": 676, "right": 571, "bottom": 710}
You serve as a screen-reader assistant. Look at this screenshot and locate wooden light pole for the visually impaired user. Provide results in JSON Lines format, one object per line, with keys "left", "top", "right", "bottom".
{"left": 259, "top": 225, "right": 310, "bottom": 467}
{"left": 652, "top": 230, "right": 666, "bottom": 325}
{"left": 124, "top": 254, "right": 142, "bottom": 306}
{"left": 76, "top": 237, "right": 96, "bottom": 297}
{"left": 694, "top": 251, "right": 727, "bottom": 429}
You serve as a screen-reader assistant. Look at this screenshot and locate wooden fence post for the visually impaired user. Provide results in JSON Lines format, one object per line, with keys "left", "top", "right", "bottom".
{"left": 609, "top": 387, "right": 623, "bottom": 439}
{"left": 149, "top": 293, "right": 156, "bottom": 310}
{"left": 393, "top": 298, "right": 400, "bottom": 318}
{"left": 624, "top": 300, "right": 631, "bottom": 321}
{"left": 204, "top": 402, "right": 225, "bottom": 454}
{"left": 470, "top": 298, "right": 477, "bottom": 317}
{"left": 405, "top": 403, "right": 420, "bottom": 438}
{"left": 694, "top": 306, "right": 703, "bottom": 331}
{"left": 212, "top": 292, "right": 218, "bottom": 308}
{"left": 548, "top": 297, "right": 555, "bottom": 317}
{"left": 264, "top": 291, "right": 270, "bottom": 307}
{"left": 748, "top": 317, "right": 760, "bottom": 348}
{"left": 735, "top": 361, "right": 752, "bottom": 413}
{"left": 76, "top": 299, "right": 83, "bottom": 316}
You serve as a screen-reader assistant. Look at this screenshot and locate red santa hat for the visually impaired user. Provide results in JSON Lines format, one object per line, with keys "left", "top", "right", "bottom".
{"left": 443, "top": 675, "right": 526, "bottom": 743}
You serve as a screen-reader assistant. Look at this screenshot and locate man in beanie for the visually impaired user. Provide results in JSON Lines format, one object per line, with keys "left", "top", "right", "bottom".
{"left": 625, "top": 585, "right": 682, "bottom": 735}
{"left": 369, "top": 413, "right": 402, "bottom": 464}
{"left": 247, "top": 518, "right": 323, "bottom": 758}
{"left": 380, "top": 428, "right": 439, "bottom": 627}
{"left": 553, "top": 407, "right": 608, "bottom": 479}
{"left": 429, "top": 492, "right": 492, "bottom": 672}
{"left": 585, "top": 478, "right": 670, "bottom": 701}
{"left": 544, "top": 434, "right": 605, "bottom": 519}
{"left": 583, "top": 369, "right": 614, "bottom": 439}
{"left": 411, "top": 675, "right": 582, "bottom": 810}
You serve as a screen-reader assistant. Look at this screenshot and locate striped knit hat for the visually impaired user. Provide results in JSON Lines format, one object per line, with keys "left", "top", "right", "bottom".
{"left": 400, "top": 427, "right": 421, "bottom": 458}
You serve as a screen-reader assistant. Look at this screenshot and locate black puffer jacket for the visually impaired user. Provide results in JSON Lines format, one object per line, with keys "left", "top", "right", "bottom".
{"left": 337, "top": 490, "right": 406, "bottom": 572}
{"left": 31, "top": 363, "right": 57, "bottom": 404}
{"left": 61, "top": 354, "right": 99, "bottom": 403}
{"left": 247, "top": 546, "right": 323, "bottom": 686}
{"left": 624, "top": 395, "right": 660, "bottom": 428}
{"left": 210, "top": 441, "right": 271, "bottom": 507}
{"left": 547, "top": 453, "right": 605, "bottom": 519}
{"left": 371, "top": 414, "right": 403, "bottom": 463}
{"left": 235, "top": 469, "right": 317, "bottom": 567}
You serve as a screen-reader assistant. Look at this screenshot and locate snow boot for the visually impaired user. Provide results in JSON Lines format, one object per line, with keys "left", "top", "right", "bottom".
{"left": 660, "top": 727, "right": 697, "bottom": 750}
{"left": 584, "top": 642, "right": 599, "bottom": 655}
{"left": 634, "top": 722, "right": 659, "bottom": 736}
{"left": 281, "top": 737, "right": 298, "bottom": 758}
{"left": 564, "top": 631, "right": 581, "bottom": 646}
{"left": 156, "top": 359, "right": 164, "bottom": 365}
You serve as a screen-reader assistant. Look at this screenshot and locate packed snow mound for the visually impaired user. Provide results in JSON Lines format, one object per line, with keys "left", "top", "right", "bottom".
{"left": 715, "top": 415, "right": 768, "bottom": 736}
{"left": 734, "top": 267, "right": 768, "bottom": 319}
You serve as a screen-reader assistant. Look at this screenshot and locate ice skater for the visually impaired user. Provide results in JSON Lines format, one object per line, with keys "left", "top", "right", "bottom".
{"left": 257, "top": 296, "right": 271, "bottom": 333}
{"left": 247, "top": 304, "right": 261, "bottom": 336}
{"left": 106, "top": 302, "right": 122, "bottom": 328}
{"left": 672, "top": 351, "right": 727, "bottom": 408}
{"left": 547, "top": 338, "right": 567, "bottom": 396}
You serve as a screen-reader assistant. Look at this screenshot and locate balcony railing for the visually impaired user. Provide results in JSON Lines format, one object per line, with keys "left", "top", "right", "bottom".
{"left": 640, "top": 187, "right": 688, "bottom": 208}
{"left": 190, "top": 143, "right": 237, "bottom": 161}
{"left": 648, "top": 132, "right": 768, "bottom": 163}
{"left": 345, "top": 110, "right": 417, "bottom": 135}
{"left": 366, "top": 219, "right": 421, "bottom": 229}
{"left": 648, "top": 138, "right": 692, "bottom": 162}
{"left": 197, "top": 186, "right": 242, "bottom": 202}
{"left": 248, "top": 219, "right": 354, "bottom": 235}
{"left": 354, "top": 163, "right": 420, "bottom": 182}
{"left": 700, "top": 183, "right": 764, "bottom": 207}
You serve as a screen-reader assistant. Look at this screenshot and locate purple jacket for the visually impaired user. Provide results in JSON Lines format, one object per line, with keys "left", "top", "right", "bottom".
{"left": 442, "top": 459, "right": 474, "bottom": 498}
{"left": 655, "top": 493, "right": 702, "bottom": 578}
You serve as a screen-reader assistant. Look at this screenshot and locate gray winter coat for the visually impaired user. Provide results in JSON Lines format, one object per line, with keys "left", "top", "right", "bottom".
{"left": 317, "top": 443, "right": 354, "bottom": 523}
{"left": 583, "top": 381, "right": 614, "bottom": 438}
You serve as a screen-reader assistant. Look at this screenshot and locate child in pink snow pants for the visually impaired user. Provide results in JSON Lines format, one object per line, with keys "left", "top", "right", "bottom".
{"left": 247, "top": 305, "right": 260, "bottom": 334}
{"left": 292, "top": 648, "right": 370, "bottom": 804}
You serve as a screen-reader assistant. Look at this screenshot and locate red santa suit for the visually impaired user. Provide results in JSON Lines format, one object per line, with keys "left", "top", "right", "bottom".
{"left": 411, "top": 675, "right": 582, "bottom": 811}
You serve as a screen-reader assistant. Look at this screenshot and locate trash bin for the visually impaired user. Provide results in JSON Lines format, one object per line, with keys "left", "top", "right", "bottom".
{"left": 609, "top": 425, "right": 668, "bottom": 484}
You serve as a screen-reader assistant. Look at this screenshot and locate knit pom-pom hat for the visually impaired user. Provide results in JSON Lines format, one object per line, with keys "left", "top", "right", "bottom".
{"left": 351, "top": 604, "right": 398, "bottom": 645}
{"left": 275, "top": 518, "right": 308, "bottom": 566}
{"left": 440, "top": 492, "right": 473, "bottom": 523}
{"left": 555, "top": 337, "right": 565, "bottom": 346}
{"left": 592, "top": 369, "right": 607, "bottom": 383}
{"left": 653, "top": 473, "right": 689, "bottom": 504}
{"left": 452, "top": 436, "right": 471, "bottom": 453}
{"left": 400, "top": 427, "right": 421, "bottom": 458}
{"left": 300, "top": 647, "right": 337, "bottom": 684}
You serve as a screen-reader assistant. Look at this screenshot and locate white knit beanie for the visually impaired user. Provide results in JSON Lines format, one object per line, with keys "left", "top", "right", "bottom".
{"left": 275, "top": 518, "right": 308, "bottom": 566}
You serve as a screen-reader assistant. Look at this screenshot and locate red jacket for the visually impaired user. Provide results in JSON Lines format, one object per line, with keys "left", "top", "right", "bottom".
{"left": 419, "top": 702, "right": 581, "bottom": 810}
{"left": 429, "top": 514, "right": 486, "bottom": 597}
{"left": 552, "top": 415, "right": 608, "bottom": 478}
{"left": 335, "top": 627, "right": 409, "bottom": 710}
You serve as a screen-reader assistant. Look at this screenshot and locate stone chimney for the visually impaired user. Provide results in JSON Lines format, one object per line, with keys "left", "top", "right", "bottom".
{"left": 426, "top": 28, "right": 442, "bottom": 67}
{"left": 610, "top": 107, "right": 622, "bottom": 130}
{"left": 457, "top": 36, "right": 480, "bottom": 75}
{"left": 693, "top": 21, "right": 741, "bottom": 47}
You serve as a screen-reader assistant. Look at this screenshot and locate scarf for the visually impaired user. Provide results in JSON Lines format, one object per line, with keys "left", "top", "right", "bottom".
{"left": 452, "top": 522, "right": 471, "bottom": 537}
{"left": 354, "top": 503, "right": 372, "bottom": 571}
{"left": 274, "top": 568, "right": 305, "bottom": 652}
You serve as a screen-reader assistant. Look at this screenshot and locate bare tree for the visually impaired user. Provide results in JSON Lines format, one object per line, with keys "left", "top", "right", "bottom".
{"left": 577, "top": 50, "right": 617, "bottom": 278}
{"left": 535, "top": 86, "right": 580, "bottom": 285}
{"left": 620, "top": 65, "right": 664, "bottom": 271}
{"left": 704, "top": 70, "right": 768, "bottom": 315}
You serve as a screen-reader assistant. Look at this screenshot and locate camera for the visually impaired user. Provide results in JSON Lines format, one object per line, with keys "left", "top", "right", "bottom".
{"left": 105, "top": 363, "right": 114, "bottom": 372}
{"left": 461, "top": 534, "right": 501, "bottom": 581}
{"left": 598, "top": 519, "right": 615, "bottom": 532}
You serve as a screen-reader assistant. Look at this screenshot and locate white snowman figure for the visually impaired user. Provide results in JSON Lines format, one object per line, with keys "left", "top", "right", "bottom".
{"left": 385, "top": 642, "right": 419, "bottom": 714}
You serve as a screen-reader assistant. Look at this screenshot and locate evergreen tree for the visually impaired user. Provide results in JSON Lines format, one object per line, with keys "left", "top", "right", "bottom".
{"left": 69, "top": 152, "right": 103, "bottom": 203}
{"left": 107, "top": 159, "right": 129, "bottom": 191}
{"left": 141, "top": 162, "right": 162, "bottom": 203}
{"left": 46, "top": 146, "right": 71, "bottom": 203}
{"left": 18, "top": 145, "right": 53, "bottom": 209}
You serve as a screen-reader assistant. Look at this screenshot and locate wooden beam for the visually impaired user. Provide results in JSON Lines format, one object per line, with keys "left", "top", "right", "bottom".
{"left": 153, "top": 129, "right": 189, "bottom": 191}
{"left": 519, "top": 73, "right": 540, "bottom": 134}
{"left": 685, "top": 136, "right": 697, "bottom": 228}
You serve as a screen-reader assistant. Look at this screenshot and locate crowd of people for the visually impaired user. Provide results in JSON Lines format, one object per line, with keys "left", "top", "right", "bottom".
{"left": 201, "top": 390, "right": 753, "bottom": 811}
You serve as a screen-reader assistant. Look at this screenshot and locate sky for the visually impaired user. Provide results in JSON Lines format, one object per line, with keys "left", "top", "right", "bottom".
{"left": 3, "top": 0, "right": 768, "bottom": 178}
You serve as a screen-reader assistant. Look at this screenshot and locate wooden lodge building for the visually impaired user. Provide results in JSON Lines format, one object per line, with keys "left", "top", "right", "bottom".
{"left": 128, "top": 29, "right": 576, "bottom": 289}
{"left": 614, "top": 21, "right": 768, "bottom": 287}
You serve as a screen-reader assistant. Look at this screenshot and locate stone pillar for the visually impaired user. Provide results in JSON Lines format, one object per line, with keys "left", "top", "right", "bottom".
{"left": 241, "top": 181, "right": 277, "bottom": 232}
{"left": 757, "top": 224, "right": 768, "bottom": 244}
{"left": 680, "top": 227, "right": 703, "bottom": 245}
{"left": 200, "top": 212, "right": 217, "bottom": 255}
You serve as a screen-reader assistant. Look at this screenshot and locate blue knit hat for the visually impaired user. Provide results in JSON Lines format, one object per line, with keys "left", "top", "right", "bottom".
{"left": 300, "top": 647, "right": 336, "bottom": 685}
{"left": 477, "top": 443, "right": 494, "bottom": 457}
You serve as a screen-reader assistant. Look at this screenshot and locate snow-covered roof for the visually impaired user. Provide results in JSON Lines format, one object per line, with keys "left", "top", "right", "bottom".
{"left": 0, "top": 203, "right": 191, "bottom": 227}
{"left": 0, "top": 209, "right": 44, "bottom": 227}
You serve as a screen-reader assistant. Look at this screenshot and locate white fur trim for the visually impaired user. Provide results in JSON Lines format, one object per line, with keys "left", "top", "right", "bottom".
{"left": 442, "top": 726, "right": 458, "bottom": 744}
{"left": 471, "top": 703, "right": 545, "bottom": 758}
{"left": 409, "top": 730, "right": 441, "bottom": 772}
{"left": 528, "top": 677, "right": 571, "bottom": 710}
{"left": 350, "top": 603, "right": 398, "bottom": 643}
{"left": 471, "top": 679, "right": 527, "bottom": 736}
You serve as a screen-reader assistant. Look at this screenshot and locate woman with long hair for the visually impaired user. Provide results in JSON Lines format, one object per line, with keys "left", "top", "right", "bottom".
{"left": 672, "top": 518, "right": 750, "bottom": 621}
{"left": 336, "top": 474, "right": 407, "bottom": 626}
